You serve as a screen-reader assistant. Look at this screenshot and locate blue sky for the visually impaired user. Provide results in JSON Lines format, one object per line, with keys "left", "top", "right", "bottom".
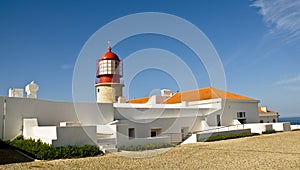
{"left": 0, "top": 0, "right": 300, "bottom": 117}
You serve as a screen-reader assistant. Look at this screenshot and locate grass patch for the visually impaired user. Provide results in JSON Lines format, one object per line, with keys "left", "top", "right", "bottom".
{"left": 262, "top": 129, "right": 276, "bottom": 134}
{"left": 6, "top": 136, "right": 103, "bottom": 160}
{"left": 204, "top": 132, "right": 260, "bottom": 142}
{"left": 119, "top": 143, "right": 173, "bottom": 151}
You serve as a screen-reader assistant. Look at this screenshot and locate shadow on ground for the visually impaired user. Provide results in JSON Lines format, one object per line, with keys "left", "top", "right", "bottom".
{"left": 0, "top": 140, "right": 33, "bottom": 165}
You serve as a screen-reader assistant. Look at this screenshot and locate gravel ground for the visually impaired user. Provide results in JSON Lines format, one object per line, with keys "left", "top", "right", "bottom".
{"left": 1, "top": 131, "right": 300, "bottom": 170}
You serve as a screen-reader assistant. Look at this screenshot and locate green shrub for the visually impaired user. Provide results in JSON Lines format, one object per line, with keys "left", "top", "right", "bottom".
{"left": 262, "top": 129, "right": 276, "bottom": 134}
{"left": 204, "top": 132, "right": 260, "bottom": 142}
{"left": 7, "top": 136, "right": 103, "bottom": 160}
{"left": 119, "top": 143, "right": 173, "bottom": 151}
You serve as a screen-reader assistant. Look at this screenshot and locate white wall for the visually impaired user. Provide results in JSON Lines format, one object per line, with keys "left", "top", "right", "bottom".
{"left": 113, "top": 100, "right": 225, "bottom": 146}
{"left": 115, "top": 114, "right": 204, "bottom": 147}
{"left": 52, "top": 126, "right": 97, "bottom": 147}
{"left": 181, "top": 134, "right": 197, "bottom": 145}
{"left": 0, "top": 97, "right": 4, "bottom": 139}
{"left": 291, "top": 125, "right": 300, "bottom": 130}
{"left": 97, "top": 125, "right": 117, "bottom": 138}
{"left": 221, "top": 99, "right": 259, "bottom": 125}
{"left": 259, "top": 115, "right": 278, "bottom": 123}
{"left": 0, "top": 97, "right": 114, "bottom": 140}
{"left": 117, "top": 135, "right": 171, "bottom": 147}
{"left": 244, "top": 123, "right": 273, "bottom": 134}
{"left": 265, "top": 122, "right": 291, "bottom": 131}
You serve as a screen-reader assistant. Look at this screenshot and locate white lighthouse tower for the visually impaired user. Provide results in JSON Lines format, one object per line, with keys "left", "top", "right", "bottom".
{"left": 95, "top": 45, "right": 124, "bottom": 103}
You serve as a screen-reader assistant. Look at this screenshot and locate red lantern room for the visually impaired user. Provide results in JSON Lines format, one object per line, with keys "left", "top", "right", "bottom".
{"left": 96, "top": 45, "right": 123, "bottom": 84}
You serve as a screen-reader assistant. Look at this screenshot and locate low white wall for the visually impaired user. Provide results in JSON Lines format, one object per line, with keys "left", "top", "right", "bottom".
{"left": 200, "top": 124, "right": 246, "bottom": 133}
{"left": 23, "top": 118, "right": 57, "bottom": 145}
{"left": 23, "top": 118, "right": 38, "bottom": 139}
{"left": 52, "top": 126, "right": 97, "bottom": 146}
{"left": 52, "top": 126, "right": 97, "bottom": 147}
{"left": 197, "top": 129, "right": 251, "bottom": 142}
{"left": 244, "top": 123, "right": 273, "bottom": 134}
{"left": 265, "top": 122, "right": 291, "bottom": 131}
{"left": 181, "top": 134, "right": 197, "bottom": 145}
{"left": 117, "top": 135, "right": 171, "bottom": 147}
{"left": 97, "top": 125, "right": 117, "bottom": 138}
{"left": 291, "top": 125, "right": 300, "bottom": 130}
{"left": 32, "top": 126, "right": 57, "bottom": 140}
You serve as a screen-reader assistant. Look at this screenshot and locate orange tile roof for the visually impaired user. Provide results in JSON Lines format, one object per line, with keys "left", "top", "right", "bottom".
{"left": 127, "top": 87, "right": 255, "bottom": 104}
{"left": 128, "top": 97, "right": 150, "bottom": 104}
{"left": 258, "top": 106, "right": 276, "bottom": 113}
{"left": 163, "top": 87, "right": 255, "bottom": 104}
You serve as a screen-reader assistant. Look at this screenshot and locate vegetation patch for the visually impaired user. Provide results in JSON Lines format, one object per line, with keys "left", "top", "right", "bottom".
{"left": 204, "top": 132, "right": 260, "bottom": 142}
{"left": 6, "top": 136, "right": 103, "bottom": 160}
{"left": 119, "top": 143, "right": 173, "bottom": 151}
{"left": 262, "top": 129, "right": 276, "bottom": 134}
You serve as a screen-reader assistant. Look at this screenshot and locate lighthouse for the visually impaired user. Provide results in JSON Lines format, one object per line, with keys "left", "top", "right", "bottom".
{"left": 95, "top": 45, "right": 124, "bottom": 103}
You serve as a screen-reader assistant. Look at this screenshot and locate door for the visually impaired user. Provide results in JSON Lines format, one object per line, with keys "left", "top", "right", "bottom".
{"left": 217, "top": 115, "right": 221, "bottom": 126}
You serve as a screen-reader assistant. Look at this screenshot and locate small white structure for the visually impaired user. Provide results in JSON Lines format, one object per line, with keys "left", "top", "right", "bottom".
{"left": 23, "top": 118, "right": 57, "bottom": 144}
{"left": 258, "top": 106, "right": 279, "bottom": 123}
{"left": 8, "top": 88, "right": 24, "bottom": 98}
{"left": 25, "top": 81, "right": 39, "bottom": 99}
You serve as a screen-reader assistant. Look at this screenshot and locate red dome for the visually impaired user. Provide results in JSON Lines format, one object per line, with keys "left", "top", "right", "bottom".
{"left": 100, "top": 46, "right": 120, "bottom": 61}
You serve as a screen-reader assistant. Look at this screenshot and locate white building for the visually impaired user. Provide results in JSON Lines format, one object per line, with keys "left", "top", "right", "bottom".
{"left": 0, "top": 46, "right": 290, "bottom": 152}
{"left": 258, "top": 106, "right": 279, "bottom": 123}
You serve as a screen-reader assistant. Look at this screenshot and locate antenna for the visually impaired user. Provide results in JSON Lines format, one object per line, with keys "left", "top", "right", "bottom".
{"left": 107, "top": 40, "right": 111, "bottom": 51}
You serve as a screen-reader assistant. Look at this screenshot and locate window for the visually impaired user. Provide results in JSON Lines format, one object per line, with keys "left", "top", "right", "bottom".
{"left": 99, "top": 60, "right": 120, "bottom": 75}
{"left": 128, "top": 128, "right": 135, "bottom": 139}
{"left": 237, "top": 112, "right": 246, "bottom": 118}
{"left": 151, "top": 128, "right": 161, "bottom": 137}
{"left": 237, "top": 112, "right": 246, "bottom": 124}
{"left": 273, "top": 119, "right": 276, "bottom": 123}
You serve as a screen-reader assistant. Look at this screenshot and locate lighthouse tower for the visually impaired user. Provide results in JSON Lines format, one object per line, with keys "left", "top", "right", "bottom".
{"left": 95, "top": 45, "right": 124, "bottom": 103}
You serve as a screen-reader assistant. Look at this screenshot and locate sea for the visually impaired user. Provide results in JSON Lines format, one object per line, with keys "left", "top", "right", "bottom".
{"left": 279, "top": 117, "right": 300, "bottom": 125}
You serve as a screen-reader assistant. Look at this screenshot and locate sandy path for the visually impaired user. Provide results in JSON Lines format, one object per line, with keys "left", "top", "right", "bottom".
{"left": 1, "top": 131, "right": 300, "bottom": 169}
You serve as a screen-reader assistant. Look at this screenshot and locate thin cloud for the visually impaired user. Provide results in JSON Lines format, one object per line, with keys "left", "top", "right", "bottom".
{"left": 282, "top": 85, "right": 300, "bottom": 91}
{"left": 60, "top": 64, "right": 73, "bottom": 70}
{"left": 251, "top": 0, "right": 300, "bottom": 42}
{"left": 276, "top": 75, "right": 300, "bottom": 85}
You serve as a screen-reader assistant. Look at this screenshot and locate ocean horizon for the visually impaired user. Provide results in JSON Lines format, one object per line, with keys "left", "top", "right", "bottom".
{"left": 279, "top": 116, "right": 300, "bottom": 125}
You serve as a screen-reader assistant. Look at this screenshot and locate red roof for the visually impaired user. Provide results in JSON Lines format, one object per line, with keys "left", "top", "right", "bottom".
{"left": 127, "top": 87, "right": 255, "bottom": 104}
{"left": 100, "top": 46, "right": 120, "bottom": 61}
{"left": 258, "top": 106, "right": 276, "bottom": 114}
{"left": 163, "top": 87, "right": 254, "bottom": 104}
{"left": 128, "top": 97, "right": 150, "bottom": 104}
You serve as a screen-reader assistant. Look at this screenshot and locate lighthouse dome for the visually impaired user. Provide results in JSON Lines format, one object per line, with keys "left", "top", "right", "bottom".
{"left": 100, "top": 46, "right": 120, "bottom": 61}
